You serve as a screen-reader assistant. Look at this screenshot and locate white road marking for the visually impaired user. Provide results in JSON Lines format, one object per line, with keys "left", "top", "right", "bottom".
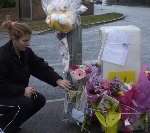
{"left": 46, "top": 98, "right": 65, "bottom": 103}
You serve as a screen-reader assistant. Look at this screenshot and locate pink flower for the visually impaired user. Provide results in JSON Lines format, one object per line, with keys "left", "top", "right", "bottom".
{"left": 70, "top": 68, "right": 86, "bottom": 80}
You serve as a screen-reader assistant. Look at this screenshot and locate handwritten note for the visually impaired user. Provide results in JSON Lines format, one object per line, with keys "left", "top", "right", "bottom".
{"left": 101, "top": 30, "right": 130, "bottom": 66}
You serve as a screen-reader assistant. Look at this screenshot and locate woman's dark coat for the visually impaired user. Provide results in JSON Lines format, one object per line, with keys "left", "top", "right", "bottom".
{"left": 0, "top": 40, "right": 62, "bottom": 97}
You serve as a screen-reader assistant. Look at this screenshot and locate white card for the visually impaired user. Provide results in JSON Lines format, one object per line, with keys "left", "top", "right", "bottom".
{"left": 102, "top": 43, "right": 129, "bottom": 66}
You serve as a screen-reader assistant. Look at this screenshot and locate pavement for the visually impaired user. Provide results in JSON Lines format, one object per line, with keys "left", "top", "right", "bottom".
{"left": 0, "top": 4, "right": 150, "bottom": 133}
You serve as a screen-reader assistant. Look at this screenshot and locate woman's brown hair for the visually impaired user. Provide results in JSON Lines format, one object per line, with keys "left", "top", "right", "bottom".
{"left": 1, "top": 20, "right": 32, "bottom": 40}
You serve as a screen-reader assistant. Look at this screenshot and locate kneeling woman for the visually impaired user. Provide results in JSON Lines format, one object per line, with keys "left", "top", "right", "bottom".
{"left": 0, "top": 21, "right": 71, "bottom": 133}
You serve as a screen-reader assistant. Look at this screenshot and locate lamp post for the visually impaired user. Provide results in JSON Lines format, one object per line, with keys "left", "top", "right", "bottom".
{"left": 67, "top": 23, "right": 82, "bottom": 65}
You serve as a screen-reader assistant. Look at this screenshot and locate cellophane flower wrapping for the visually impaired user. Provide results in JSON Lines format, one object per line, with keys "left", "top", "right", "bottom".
{"left": 117, "top": 87, "right": 138, "bottom": 125}
{"left": 57, "top": 36, "right": 70, "bottom": 72}
{"left": 85, "top": 65, "right": 112, "bottom": 104}
{"left": 85, "top": 65, "right": 122, "bottom": 133}
{"left": 116, "top": 65, "right": 150, "bottom": 130}
{"left": 133, "top": 65, "right": 150, "bottom": 112}
{"left": 125, "top": 65, "right": 150, "bottom": 125}
{"left": 63, "top": 63, "right": 150, "bottom": 131}
{"left": 42, "top": 0, "right": 87, "bottom": 32}
{"left": 63, "top": 65, "right": 90, "bottom": 122}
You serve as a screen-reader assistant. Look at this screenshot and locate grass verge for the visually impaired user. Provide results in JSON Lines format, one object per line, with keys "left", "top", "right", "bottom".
{"left": 0, "top": 12, "right": 124, "bottom": 32}
{"left": 81, "top": 12, "right": 124, "bottom": 27}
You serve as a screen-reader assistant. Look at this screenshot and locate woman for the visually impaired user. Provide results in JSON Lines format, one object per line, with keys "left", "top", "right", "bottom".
{"left": 0, "top": 21, "right": 71, "bottom": 133}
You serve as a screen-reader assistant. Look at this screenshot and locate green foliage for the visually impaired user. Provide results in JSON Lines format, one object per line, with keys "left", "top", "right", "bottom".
{"left": 81, "top": 13, "right": 123, "bottom": 27}
{"left": 0, "top": 0, "right": 16, "bottom": 8}
{"left": 24, "top": 13, "right": 123, "bottom": 31}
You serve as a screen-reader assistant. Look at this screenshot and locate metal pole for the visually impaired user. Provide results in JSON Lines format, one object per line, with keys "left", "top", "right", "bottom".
{"left": 30, "top": 0, "right": 33, "bottom": 20}
{"left": 67, "top": 22, "right": 82, "bottom": 65}
{"left": 64, "top": 19, "right": 82, "bottom": 119}
{"left": 15, "top": 0, "right": 20, "bottom": 20}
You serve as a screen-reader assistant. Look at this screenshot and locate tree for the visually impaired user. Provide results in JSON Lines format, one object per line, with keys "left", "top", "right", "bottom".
{"left": 0, "top": 0, "right": 16, "bottom": 8}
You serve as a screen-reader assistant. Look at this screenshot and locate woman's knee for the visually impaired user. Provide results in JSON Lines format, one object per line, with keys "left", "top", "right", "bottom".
{"left": 34, "top": 92, "right": 46, "bottom": 109}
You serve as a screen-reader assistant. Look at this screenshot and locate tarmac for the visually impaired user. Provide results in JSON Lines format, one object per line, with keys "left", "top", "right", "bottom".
{"left": 0, "top": 4, "right": 150, "bottom": 133}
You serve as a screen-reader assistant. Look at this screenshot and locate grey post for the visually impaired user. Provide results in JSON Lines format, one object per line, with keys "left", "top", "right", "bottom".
{"left": 64, "top": 18, "right": 82, "bottom": 118}
{"left": 67, "top": 19, "right": 82, "bottom": 65}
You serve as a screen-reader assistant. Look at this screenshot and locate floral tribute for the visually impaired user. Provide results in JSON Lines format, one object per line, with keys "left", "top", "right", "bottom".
{"left": 65, "top": 64, "right": 150, "bottom": 133}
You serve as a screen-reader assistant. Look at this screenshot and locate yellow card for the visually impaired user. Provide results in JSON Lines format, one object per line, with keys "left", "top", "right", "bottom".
{"left": 107, "top": 71, "right": 136, "bottom": 83}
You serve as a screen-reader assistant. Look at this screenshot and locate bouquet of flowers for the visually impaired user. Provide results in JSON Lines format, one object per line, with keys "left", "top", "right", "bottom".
{"left": 64, "top": 65, "right": 90, "bottom": 122}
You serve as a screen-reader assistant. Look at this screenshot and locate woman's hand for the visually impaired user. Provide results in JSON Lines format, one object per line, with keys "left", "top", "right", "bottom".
{"left": 24, "top": 86, "right": 37, "bottom": 97}
{"left": 56, "top": 79, "right": 71, "bottom": 90}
